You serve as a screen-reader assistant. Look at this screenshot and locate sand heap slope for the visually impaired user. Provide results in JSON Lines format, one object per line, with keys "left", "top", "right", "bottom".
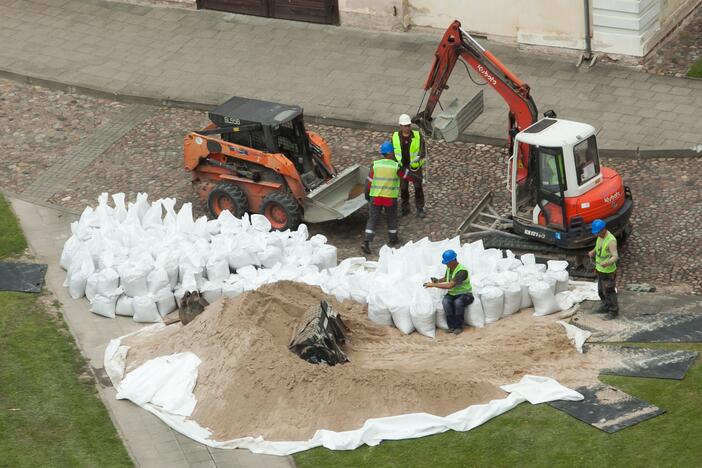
{"left": 123, "top": 281, "right": 612, "bottom": 441}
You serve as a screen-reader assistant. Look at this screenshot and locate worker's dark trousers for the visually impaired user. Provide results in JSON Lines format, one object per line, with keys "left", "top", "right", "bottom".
{"left": 364, "top": 201, "right": 398, "bottom": 242}
{"left": 442, "top": 293, "right": 474, "bottom": 330}
{"left": 400, "top": 168, "right": 424, "bottom": 210}
{"left": 597, "top": 271, "right": 619, "bottom": 314}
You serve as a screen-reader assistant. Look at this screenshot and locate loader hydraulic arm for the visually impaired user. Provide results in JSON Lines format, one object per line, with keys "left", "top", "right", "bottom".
{"left": 415, "top": 20, "right": 539, "bottom": 174}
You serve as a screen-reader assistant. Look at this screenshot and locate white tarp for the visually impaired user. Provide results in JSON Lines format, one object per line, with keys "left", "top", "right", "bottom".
{"left": 105, "top": 333, "right": 583, "bottom": 456}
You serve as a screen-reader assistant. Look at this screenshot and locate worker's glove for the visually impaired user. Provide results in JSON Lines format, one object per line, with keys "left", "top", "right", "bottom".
{"left": 430, "top": 277, "right": 439, "bottom": 283}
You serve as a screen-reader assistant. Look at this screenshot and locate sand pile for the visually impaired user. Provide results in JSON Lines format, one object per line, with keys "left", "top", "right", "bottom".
{"left": 123, "top": 281, "right": 614, "bottom": 441}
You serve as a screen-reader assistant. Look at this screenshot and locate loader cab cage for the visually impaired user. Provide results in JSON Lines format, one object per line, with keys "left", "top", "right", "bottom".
{"left": 207, "top": 96, "right": 312, "bottom": 163}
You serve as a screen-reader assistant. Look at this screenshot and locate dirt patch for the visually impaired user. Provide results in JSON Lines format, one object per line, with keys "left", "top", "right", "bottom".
{"left": 123, "top": 281, "right": 614, "bottom": 441}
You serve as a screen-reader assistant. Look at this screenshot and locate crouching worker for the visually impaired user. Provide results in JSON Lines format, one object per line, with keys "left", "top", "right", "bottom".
{"left": 423, "top": 249, "right": 473, "bottom": 335}
{"left": 361, "top": 140, "right": 413, "bottom": 255}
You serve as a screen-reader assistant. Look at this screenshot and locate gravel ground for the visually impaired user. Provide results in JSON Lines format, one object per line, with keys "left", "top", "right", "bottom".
{"left": 644, "top": 6, "right": 702, "bottom": 77}
{"left": 2, "top": 78, "right": 700, "bottom": 293}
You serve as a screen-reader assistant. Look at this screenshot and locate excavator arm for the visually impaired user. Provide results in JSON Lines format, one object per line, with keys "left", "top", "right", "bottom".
{"left": 414, "top": 20, "right": 539, "bottom": 177}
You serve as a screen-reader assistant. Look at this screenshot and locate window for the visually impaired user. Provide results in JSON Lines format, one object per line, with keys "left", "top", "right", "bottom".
{"left": 538, "top": 147, "right": 566, "bottom": 193}
{"left": 573, "top": 136, "right": 600, "bottom": 185}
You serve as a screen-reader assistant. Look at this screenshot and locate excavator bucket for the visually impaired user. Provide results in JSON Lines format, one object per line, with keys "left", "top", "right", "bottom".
{"left": 431, "top": 90, "right": 484, "bottom": 142}
{"left": 303, "top": 164, "right": 370, "bottom": 223}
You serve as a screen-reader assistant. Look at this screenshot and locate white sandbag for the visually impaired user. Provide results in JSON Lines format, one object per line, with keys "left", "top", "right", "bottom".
{"left": 115, "top": 295, "right": 134, "bottom": 317}
{"left": 464, "top": 296, "right": 485, "bottom": 328}
{"left": 222, "top": 277, "right": 245, "bottom": 298}
{"left": 497, "top": 257, "right": 522, "bottom": 272}
{"left": 309, "top": 234, "right": 327, "bottom": 246}
{"left": 251, "top": 214, "right": 272, "bottom": 232}
{"left": 390, "top": 303, "right": 415, "bottom": 334}
{"left": 409, "top": 288, "right": 436, "bottom": 338}
{"left": 179, "top": 263, "right": 204, "bottom": 289}
{"left": 529, "top": 281, "right": 561, "bottom": 316}
{"left": 157, "top": 255, "right": 179, "bottom": 289}
{"left": 545, "top": 270, "right": 570, "bottom": 294}
{"left": 206, "top": 256, "right": 230, "bottom": 283}
{"left": 68, "top": 256, "right": 95, "bottom": 299}
{"left": 519, "top": 278, "right": 536, "bottom": 309}
{"left": 368, "top": 304, "right": 394, "bottom": 326}
{"left": 435, "top": 302, "right": 449, "bottom": 330}
{"left": 547, "top": 260, "right": 569, "bottom": 272}
{"left": 142, "top": 200, "right": 163, "bottom": 229}
{"left": 180, "top": 270, "right": 199, "bottom": 293}
{"left": 85, "top": 272, "right": 100, "bottom": 302}
{"left": 200, "top": 281, "right": 223, "bottom": 304}
{"left": 313, "top": 244, "right": 338, "bottom": 271}
{"left": 176, "top": 202, "right": 194, "bottom": 234}
{"left": 154, "top": 287, "right": 177, "bottom": 317}
{"left": 90, "top": 293, "right": 119, "bottom": 318}
{"left": 227, "top": 248, "right": 259, "bottom": 270}
{"left": 133, "top": 296, "right": 161, "bottom": 323}
{"left": 542, "top": 275, "right": 558, "bottom": 295}
{"left": 121, "top": 266, "right": 148, "bottom": 297}
{"left": 520, "top": 253, "right": 536, "bottom": 265}
{"left": 501, "top": 283, "right": 522, "bottom": 316}
{"left": 97, "top": 268, "right": 120, "bottom": 296}
{"left": 60, "top": 235, "right": 82, "bottom": 270}
{"left": 259, "top": 246, "right": 283, "bottom": 269}
{"left": 480, "top": 286, "right": 504, "bottom": 324}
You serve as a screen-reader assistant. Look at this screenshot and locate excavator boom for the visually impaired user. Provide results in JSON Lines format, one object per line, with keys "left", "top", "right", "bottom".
{"left": 415, "top": 20, "right": 538, "bottom": 174}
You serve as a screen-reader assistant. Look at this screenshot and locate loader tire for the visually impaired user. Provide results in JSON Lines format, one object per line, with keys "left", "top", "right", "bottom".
{"left": 260, "top": 191, "right": 302, "bottom": 231}
{"left": 208, "top": 182, "right": 249, "bottom": 218}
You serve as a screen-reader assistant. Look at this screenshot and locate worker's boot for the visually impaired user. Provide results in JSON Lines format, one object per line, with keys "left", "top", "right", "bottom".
{"left": 593, "top": 304, "right": 608, "bottom": 314}
{"left": 416, "top": 207, "right": 426, "bottom": 218}
{"left": 361, "top": 240, "right": 371, "bottom": 255}
{"left": 603, "top": 311, "right": 618, "bottom": 321}
{"left": 388, "top": 233, "right": 399, "bottom": 246}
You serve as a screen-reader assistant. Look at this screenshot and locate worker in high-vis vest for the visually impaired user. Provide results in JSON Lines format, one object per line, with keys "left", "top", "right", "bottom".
{"left": 361, "top": 141, "right": 413, "bottom": 255}
{"left": 423, "top": 249, "right": 474, "bottom": 335}
{"left": 588, "top": 219, "right": 619, "bottom": 320}
{"left": 393, "top": 114, "right": 426, "bottom": 218}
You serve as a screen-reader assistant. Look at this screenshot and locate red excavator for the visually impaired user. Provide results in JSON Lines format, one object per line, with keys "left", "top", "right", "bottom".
{"left": 414, "top": 21, "right": 633, "bottom": 269}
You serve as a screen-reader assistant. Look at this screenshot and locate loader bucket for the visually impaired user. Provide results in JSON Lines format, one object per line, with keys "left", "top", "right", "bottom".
{"left": 431, "top": 90, "right": 484, "bottom": 142}
{"left": 303, "top": 164, "right": 370, "bottom": 223}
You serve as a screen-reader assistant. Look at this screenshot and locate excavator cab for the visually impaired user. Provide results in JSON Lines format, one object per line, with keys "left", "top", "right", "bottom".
{"left": 509, "top": 118, "right": 633, "bottom": 248}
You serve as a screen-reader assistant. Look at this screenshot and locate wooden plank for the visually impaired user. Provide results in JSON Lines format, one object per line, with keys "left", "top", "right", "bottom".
{"left": 270, "top": 0, "right": 339, "bottom": 25}
{"left": 196, "top": 0, "right": 269, "bottom": 17}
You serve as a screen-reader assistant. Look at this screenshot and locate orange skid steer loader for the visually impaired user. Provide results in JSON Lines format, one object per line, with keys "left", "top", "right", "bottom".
{"left": 184, "top": 97, "right": 369, "bottom": 230}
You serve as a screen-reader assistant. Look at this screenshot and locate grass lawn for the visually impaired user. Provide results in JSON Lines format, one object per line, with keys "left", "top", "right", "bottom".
{"left": 0, "top": 194, "right": 27, "bottom": 258}
{"left": 687, "top": 59, "right": 702, "bottom": 78}
{"left": 294, "top": 342, "right": 702, "bottom": 468}
{"left": 0, "top": 194, "right": 133, "bottom": 467}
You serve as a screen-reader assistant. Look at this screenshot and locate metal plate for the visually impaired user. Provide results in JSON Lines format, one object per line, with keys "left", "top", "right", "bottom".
{"left": 599, "top": 346, "right": 699, "bottom": 380}
{"left": 0, "top": 262, "right": 47, "bottom": 293}
{"left": 549, "top": 383, "right": 664, "bottom": 433}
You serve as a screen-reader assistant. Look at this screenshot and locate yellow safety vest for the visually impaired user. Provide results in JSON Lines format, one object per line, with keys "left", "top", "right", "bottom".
{"left": 445, "top": 263, "right": 472, "bottom": 296}
{"left": 392, "top": 130, "right": 424, "bottom": 170}
{"left": 369, "top": 159, "right": 401, "bottom": 198}
{"left": 595, "top": 231, "right": 617, "bottom": 274}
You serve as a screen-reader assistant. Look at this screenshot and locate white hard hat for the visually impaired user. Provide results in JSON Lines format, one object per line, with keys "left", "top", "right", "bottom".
{"left": 398, "top": 114, "right": 412, "bottom": 125}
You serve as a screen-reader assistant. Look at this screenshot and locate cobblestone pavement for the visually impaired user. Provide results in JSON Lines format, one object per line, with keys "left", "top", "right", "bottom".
{"left": 2, "top": 0, "right": 702, "bottom": 151}
{"left": 645, "top": 5, "right": 702, "bottom": 77}
{"left": 3, "top": 78, "right": 700, "bottom": 294}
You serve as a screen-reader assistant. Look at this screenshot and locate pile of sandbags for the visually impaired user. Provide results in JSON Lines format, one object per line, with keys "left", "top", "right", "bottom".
{"left": 61, "top": 193, "right": 337, "bottom": 323}
{"left": 61, "top": 193, "right": 578, "bottom": 338}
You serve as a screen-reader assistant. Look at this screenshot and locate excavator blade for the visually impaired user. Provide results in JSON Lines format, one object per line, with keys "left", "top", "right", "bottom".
{"left": 302, "top": 164, "right": 370, "bottom": 223}
{"left": 431, "top": 90, "right": 484, "bottom": 142}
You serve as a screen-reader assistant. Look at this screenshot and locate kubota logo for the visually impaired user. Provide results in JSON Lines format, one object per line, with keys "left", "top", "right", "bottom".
{"left": 604, "top": 191, "right": 621, "bottom": 204}
{"left": 524, "top": 229, "right": 546, "bottom": 239}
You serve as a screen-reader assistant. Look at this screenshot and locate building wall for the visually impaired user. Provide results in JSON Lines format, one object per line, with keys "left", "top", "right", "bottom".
{"left": 338, "top": 0, "right": 700, "bottom": 57}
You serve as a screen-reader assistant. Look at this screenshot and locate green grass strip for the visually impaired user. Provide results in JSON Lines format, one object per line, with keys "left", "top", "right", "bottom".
{"left": 294, "top": 343, "right": 702, "bottom": 468}
{"left": 0, "top": 194, "right": 27, "bottom": 259}
{"left": 688, "top": 59, "right": 702, "bottom": 78}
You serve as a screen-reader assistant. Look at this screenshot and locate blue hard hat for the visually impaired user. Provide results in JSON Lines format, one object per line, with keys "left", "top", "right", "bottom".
{"left": 380, "top": 140, "right": 394, "bottom": 155}
{"left": 442, "top": 249, "right": 458, "bottom": 265}
{"left": 591, "top": 219, "right": 606, "bottom": 235}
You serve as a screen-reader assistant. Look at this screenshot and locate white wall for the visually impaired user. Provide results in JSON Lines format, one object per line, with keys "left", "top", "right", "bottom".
{"left": 338, "top": 0, "right": 699, "bottom": 57}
